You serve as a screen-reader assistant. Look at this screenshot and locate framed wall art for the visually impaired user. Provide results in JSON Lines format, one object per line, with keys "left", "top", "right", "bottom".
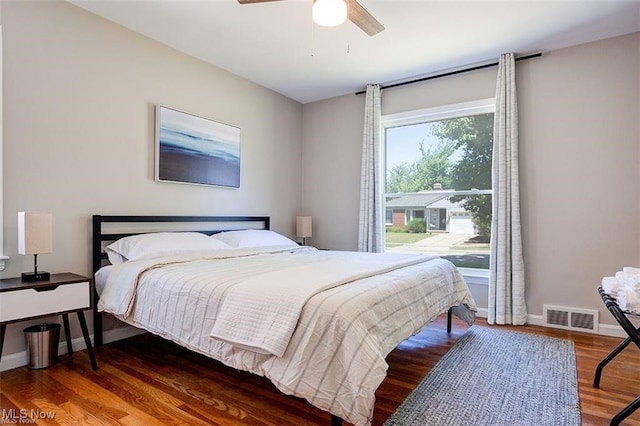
{"left": 155, "top": 105, "right": 240, "bottom": 188}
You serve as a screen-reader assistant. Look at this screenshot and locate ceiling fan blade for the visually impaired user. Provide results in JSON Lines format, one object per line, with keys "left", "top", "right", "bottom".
{"left": 237, "top": 0, "right": 284, "bottom": 4}
{"left": 347, "top": 0, "right": 385, "bottom": 36}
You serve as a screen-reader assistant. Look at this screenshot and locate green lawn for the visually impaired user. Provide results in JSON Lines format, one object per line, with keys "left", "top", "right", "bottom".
{"left": 450, "top": 243, "right": 490, "bottom": 252}
{"left": 441, "top": 254, "right": 490, "bottom": 269}
{"left": 385, "top": 232, "right": 432, "bottom": 247}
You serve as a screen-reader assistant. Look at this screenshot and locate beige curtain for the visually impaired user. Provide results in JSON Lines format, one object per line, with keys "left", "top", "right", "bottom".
{"left": 357, "top": 84, "right": 383, "bottom": 253}
{"left": 489, "top": 53, "right": 527, "bottom": 325}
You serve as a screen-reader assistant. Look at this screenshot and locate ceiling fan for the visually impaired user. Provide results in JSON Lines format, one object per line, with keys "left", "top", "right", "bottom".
{"left": 237, "top": 0, "right": 385, "bottom": 37}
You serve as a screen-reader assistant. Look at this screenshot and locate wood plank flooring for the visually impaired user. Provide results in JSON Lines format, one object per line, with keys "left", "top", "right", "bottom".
{"left": 1, "top": 315, "right": 639, "bottom": 425}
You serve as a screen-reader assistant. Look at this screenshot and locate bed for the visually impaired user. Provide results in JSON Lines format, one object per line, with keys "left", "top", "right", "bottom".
{"left": 92, "top": 215, "right": 477, "bottom": 426}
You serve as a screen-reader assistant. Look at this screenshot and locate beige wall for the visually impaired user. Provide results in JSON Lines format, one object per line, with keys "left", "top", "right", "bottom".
{"left": 302, "top": 33, "right": 640, "bottom": 324}
{"left": 301, "top": 93, "right": 365, "bottom": 250}
{"left": 518, "top": 33, "right": 639, "bottom": 318}
{"left": 1, "top": 0, "right": 302, "bottom": 359}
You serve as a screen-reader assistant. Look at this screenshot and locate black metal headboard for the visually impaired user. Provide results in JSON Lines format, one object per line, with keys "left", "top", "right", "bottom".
{"left": 91, "top": 214, "right": 270, "bottom": 345}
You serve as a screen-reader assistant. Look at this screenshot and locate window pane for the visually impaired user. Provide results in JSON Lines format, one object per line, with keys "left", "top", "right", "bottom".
{"left": 384, "top": 112, "right": 493, "bottom": 270}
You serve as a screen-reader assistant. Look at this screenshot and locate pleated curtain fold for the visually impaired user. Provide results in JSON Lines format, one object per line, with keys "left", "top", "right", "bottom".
{"left": 488, "top": 53, "right": 527, "bottom": 325}
{"left": 358, "top": 84, "right": 383, "bottom": 253}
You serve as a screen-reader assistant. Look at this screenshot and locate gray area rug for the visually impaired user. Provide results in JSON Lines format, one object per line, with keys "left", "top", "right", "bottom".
{"left": 384, "top": 325, "right": 581, "bottom": 426}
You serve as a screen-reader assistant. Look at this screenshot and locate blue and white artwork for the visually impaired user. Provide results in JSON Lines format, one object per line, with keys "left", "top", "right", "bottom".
{"left": 156, "top": 106, "right": 240, "bottom": 188}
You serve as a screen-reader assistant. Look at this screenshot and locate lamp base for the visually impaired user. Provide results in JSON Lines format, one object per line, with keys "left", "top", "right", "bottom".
{"left": 21, "top": 271, "right": 50, "bottom": 282}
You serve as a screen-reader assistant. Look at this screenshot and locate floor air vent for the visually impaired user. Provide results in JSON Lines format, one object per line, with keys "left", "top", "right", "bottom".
{"left": 543, "top": 305, "right": 598, "bottom": 333}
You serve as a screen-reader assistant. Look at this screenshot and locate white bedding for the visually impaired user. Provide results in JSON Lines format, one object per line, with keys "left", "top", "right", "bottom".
{"left": 97, "top": 246, "right": 477, "bottom": 426}
{"left": 210, "top": 250, "right": 435, "bottom": 356}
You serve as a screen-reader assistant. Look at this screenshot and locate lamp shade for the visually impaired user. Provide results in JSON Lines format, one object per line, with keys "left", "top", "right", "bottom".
{"left": 312, "top": 0, "right": 347, "bottom": 27}
{"left": 18, "top": 212, "right": 53, "bottom": 255}
{"left": 296, "top": 216, "right": 313, "bottom": 239}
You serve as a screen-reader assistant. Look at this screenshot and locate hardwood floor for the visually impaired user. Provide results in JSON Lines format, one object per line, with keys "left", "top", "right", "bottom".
{"left": 1, "top": 315, "right": 639, "bottom": 425}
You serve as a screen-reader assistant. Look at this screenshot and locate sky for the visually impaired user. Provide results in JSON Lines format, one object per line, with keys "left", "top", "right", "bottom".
{"left": 385, "top": 121, "right": 462, "bottom": 171}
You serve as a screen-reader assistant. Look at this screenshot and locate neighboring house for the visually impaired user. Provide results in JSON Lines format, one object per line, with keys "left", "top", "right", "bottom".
{"left": 385, "top": 189, "right": 491, "bottom": 234}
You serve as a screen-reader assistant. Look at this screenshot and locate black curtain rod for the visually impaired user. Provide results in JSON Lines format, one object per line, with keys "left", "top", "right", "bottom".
{"left": 355, "top": 52, "right": 542, "bottom": 95}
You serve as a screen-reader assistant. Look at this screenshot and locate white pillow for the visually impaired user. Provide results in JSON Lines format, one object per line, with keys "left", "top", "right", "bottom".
{"left": 106, "top": 232, "right": 232, "bottom": 264}
{"left": 211, "top": 229, "right": 297, "bottom": 249}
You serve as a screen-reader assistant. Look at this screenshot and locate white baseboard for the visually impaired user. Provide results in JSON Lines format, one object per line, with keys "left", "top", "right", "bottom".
{"left": 0, "top": 325, "right": 145, "bottom": 372}
{"left": 475, "top": 308, "right": 488, "bottom": 318}
{"left": 473, "top": 309, "right": 628, "bottom": 338}
{"left": 102, "top": 324, "right": 146, "bottom": 345}
{"left": 597, "top": 323, "right": 630, "bottom": 338}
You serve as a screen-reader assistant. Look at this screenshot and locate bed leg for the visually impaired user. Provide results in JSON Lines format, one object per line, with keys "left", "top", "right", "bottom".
{"left": 447, "top": 307, "right": 453, "bottom": 333}
{"left": 94, "top": 309, "right": 103, "bottom": 347}
{"left": 330, "top": 414, "right": 342, "bottom": 426}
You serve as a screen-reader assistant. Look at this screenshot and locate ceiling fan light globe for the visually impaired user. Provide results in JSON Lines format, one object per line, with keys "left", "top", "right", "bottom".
{"left": 312, "top": 0, "right": 347, "bottom": 27}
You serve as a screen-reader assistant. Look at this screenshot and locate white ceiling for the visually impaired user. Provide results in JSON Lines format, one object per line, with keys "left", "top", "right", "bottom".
{"left": 69, "top": 0, "right": 640, "bottom": 104}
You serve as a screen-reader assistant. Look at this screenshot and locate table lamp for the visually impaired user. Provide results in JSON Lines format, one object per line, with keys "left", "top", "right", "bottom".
{"left": 18, "top": 212, "right": 52, "bottom": 282}
{"left": 296, "top": 216, "right": 313, "bottom": 246}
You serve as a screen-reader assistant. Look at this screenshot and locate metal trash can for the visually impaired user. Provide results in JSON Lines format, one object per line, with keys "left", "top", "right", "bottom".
{"left": 24, "top": 323, "right": 60, "bottom": 369}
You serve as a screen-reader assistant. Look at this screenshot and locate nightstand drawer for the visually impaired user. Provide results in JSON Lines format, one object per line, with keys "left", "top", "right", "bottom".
{"left": 0, "top": 281, "right": 90, "bottom": 322}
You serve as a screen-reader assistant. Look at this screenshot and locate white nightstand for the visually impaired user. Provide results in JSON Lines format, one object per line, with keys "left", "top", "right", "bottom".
{"left": 0, "top": 273, "right": 97, "bottom": 370}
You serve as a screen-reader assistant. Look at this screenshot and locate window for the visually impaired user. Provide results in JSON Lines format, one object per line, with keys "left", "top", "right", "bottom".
{"left": 383, "top": 99, "right": 494, "bottom": 282}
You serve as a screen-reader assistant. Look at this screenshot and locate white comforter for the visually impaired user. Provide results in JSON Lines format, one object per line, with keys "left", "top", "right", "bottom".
{"left": 98, "top": 246, "right": 477, "bottom": 426}
{"left": 211, "top": 250, "right": 435, "bottom": 357}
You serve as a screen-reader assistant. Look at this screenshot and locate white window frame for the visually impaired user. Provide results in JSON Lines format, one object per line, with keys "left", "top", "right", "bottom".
{"left": 383, "top": 98, "right": 495, "bottom": 128}
{"left": 382, "top": 98, "right": 495, "bottom": 286}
